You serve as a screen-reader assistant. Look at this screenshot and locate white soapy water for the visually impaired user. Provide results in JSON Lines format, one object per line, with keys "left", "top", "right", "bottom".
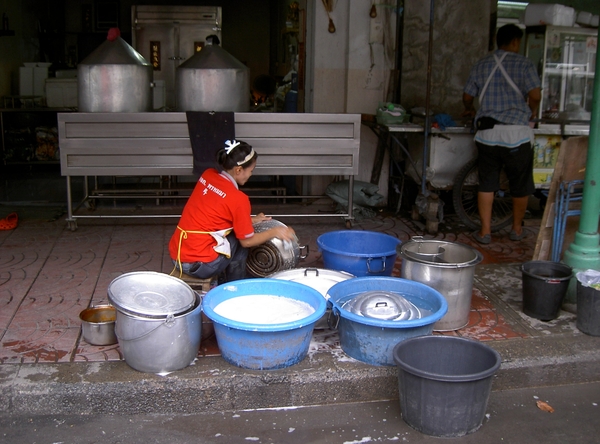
{"left": 214, "top": 295, "right": 315, "bottom": 324}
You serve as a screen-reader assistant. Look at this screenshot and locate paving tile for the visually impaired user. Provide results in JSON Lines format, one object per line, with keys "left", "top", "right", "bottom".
{"left": 73, "top": 342, "right": 123, "bottom": 362}
{"left": 0, "top": 210, "right": 544, "bottom": 364}
{"left": 0, "top": 326, "right": 79, "bottom": 364}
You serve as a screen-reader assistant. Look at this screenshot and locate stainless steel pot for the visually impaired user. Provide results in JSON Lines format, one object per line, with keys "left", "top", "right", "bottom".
{"left": 79, "top": 305, "right": 117, "bottom": 346}
{"left": 399, "top": 237, "right": 483, "bottom": 331}
{"left": 107, "top": 272, "right": 201, "bottom": 373}
{"left": 341, "top": 290, "right": 422, "bottom": 321}
{"left": 269, "top": 267, "right": 355, "bottom": 329}
{"left": 78, "top": 36, "right": 153, "bottom": 112}
{"left": 176, "top": 43, "right": 249, "bottom": 112}
{"left": 246, "top": 219, "right": 308, "bottom": 277}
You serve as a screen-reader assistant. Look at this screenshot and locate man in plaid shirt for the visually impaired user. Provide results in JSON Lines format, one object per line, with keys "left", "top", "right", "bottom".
{"left": 463, "top": 24, "right": 541, "bottom": 245}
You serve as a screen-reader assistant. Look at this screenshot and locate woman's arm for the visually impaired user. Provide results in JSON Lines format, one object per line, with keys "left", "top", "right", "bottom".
{"left": 239, "top": 226, "right": 296, "bottom": 248}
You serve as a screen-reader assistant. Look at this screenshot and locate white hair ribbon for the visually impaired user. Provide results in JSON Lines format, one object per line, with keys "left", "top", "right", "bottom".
{"left": 224, "top": 139, "right": 240, "bottom": 154}
{"left": 237, "top": 149, "right": 256, "bottom": 165}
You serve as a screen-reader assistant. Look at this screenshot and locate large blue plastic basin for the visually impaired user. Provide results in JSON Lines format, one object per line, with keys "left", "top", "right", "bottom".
{"left": 202, "top": 278, "right": 326, "bottom": 370}
{"left": 327, "top": 277, "right": 448, "bottom": 366}
{"left": 317, "top": 230, "right": 401, "bottom": 277}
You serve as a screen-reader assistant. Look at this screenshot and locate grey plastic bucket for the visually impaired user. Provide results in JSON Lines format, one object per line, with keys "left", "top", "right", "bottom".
{"left": 393, "top": 335, "right": 501, "bottom": 437}
{"left": 576, "top": 281, "right": 600, "bottom": 336}
{"left": 399, "top": 238, "right": 483, "bottom": 331}
{"left": 521, "top": 261, "right": 572, "bottom": 321}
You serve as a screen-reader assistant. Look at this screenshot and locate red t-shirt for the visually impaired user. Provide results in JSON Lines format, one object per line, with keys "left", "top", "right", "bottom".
{"left": 169, "top": 168, "right": 254, "bottom": 263}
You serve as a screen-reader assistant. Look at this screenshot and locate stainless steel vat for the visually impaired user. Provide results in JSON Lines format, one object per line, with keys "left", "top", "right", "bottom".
{"left": 78, "top": 36, "right": 153, "bottom": 112}
{"left": 176, "top": 43, "right": 249, "bottom": 112}
{"left": 399, "top": 238, "right": 483, "bottom": 331}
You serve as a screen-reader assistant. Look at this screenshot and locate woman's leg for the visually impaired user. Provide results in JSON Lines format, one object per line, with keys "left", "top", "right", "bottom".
{"left": 175, "top": 253, "right": 229, "bottom": 279}
{"left": 223, "top": 233, "right": 248, "bottom": 282}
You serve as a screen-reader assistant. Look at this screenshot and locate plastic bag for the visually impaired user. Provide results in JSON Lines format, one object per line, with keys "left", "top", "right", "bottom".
{"left": 326, "top": 180, "right": 384, "bottom": 208}
{"left": 326, "top": 180, "right": 384, "bottom": 221}
{"left": 576, "top": 269, "right": 600, "bottom": 290}
{"left": 376, "top": 102, "right": 409, "bottom": 126}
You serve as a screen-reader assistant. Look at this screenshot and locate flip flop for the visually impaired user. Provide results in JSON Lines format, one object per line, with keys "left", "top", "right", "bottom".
{"left": 0, "top": 212, "right": 18, "bottom": 230}
{"left": 509, "top": 230, "right": 526, "bottom": 241}
{"left": 472, "top": 231, "right": 491, "bottom": 245}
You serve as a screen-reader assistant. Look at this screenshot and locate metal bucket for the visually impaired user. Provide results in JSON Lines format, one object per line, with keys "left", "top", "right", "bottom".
{"left": 108, "top": 272, "right": 202, "bottom": 373}
{"left": 399, "top": 237, "right": 483, "bottom": 331}
{"left": 79, "top": 305, "right": 117, "bottom": 346}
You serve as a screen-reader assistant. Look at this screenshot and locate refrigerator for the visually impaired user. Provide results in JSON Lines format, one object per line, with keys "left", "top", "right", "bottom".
{"left": 131, "top": 5, "right": 222, "bottom": 110}
{"left": 525, "top": 25, "right": 597, "bottom": 121}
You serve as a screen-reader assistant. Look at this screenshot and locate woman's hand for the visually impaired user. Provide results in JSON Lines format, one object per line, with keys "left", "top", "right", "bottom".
{"left": 251, "top": 212, "right": 272, "bottom": 224}
{"left": 270, "top": 226, "right": 296, "bottom": 242}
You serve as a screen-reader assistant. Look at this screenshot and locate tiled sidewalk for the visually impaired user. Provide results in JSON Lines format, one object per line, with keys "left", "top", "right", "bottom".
{"left": 0, "top": 208, "right": 543, "bottom": 365}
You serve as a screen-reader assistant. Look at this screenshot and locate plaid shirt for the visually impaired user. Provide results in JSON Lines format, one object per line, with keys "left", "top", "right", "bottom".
{"left": 464, "top": 50, "right": 540, "bottom": 126}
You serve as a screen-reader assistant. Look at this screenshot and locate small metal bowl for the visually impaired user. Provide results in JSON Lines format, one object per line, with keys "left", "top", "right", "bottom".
{"left": 79, "top": 305, "right": 117, "bottom": 346}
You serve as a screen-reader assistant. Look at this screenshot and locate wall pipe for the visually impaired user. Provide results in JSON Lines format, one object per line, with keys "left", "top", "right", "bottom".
{"left": 420, "top": 0, "right": 435, "bottom": 196}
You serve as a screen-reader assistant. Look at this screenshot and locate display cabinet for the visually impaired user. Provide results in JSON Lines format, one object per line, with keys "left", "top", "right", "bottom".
{"left": 525, "top": 25, "right": 597, "bottom": 121}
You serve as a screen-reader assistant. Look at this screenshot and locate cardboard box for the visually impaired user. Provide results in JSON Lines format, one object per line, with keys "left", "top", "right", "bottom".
{"left": 533, "top": 135, "right": 561, "bottom": 169}
{"left": 533, "top": 169, "right": 555, "bottom": 188}
{"left": 45, "top": 78, "right": 78, "bottom": 108}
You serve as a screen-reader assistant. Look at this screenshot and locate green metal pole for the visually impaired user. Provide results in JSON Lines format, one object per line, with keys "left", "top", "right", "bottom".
{"left": 562, "top": 27, "right": 600, "bottom": 304}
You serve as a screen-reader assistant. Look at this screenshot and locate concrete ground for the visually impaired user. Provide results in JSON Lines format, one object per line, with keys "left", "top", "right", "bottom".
{"left": 2, "top": 382, "right": 599, "bottom": 443}
{"left": 1, "top": 181, "right": 600, "bottom": 442}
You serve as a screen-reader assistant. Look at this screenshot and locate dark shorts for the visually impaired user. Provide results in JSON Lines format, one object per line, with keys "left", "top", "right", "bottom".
{"left": 476, "top": 141, "right": 535, "bottom": 198}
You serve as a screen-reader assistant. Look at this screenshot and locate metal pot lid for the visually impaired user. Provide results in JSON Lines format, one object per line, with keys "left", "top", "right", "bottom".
{"left": 398, "top": 236, "right": 482, "bottom": 267}
{"left": 79, "top": 36, "right": 150, "bottom": 66}
{"left": 341, "top": 290, "right": 421, "bottom": 320}
{"left": 268, "top": 268, "right": 355, "bottom": 298}
{"left": 107, "top": 272, "right": 195, "bottom": 317}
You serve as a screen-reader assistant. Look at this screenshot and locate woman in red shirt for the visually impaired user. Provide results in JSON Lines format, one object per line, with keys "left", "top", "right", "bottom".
{"left": 169, "top": 139, "right": 296, "bottom": 282}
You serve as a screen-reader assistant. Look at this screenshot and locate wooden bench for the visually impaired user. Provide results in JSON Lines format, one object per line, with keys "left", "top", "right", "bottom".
{"left": 58, "top": 112, "right": 361, "bottom": 230}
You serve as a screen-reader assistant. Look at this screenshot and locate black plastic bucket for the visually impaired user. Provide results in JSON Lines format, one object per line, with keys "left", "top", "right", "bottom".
{"left": 576, "top": 281, "right": 600, "bottom": 336}
{"left": 521, "top": 261, "right": 573, "bottom": 321}
{"left": 392, "top": 335, "right": 501, "bottom": 437}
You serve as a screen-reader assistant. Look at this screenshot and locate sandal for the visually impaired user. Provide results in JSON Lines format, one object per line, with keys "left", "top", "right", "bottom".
{"left": 472, "top": 231, "right": 491, "bottom": 245}
{"left": 509, "top": 230, "right": 526, "bottom": 241}
{"left": 0, "top": 212, "right": 18, "bottom": 230}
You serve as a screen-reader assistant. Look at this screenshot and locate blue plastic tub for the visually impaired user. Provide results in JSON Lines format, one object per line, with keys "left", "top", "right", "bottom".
{"left": 327, "top": 277, "right": 448, "bottom": 366}
{"left": 202, "top": 278, "right": 327, "bottom": 370}
{"left": 317, "top": 230, "right": 401, "bottom": 277}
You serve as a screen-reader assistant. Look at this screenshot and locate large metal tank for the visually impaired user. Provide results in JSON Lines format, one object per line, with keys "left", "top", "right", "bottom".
{"left": 78, "top": 30, "right": 153, "bottom": 112}
{"left": 176, "top": 42, "right": 249, "bottom": 112}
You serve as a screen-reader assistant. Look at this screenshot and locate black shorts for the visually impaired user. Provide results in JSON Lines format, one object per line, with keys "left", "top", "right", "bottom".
{"left": 476, "top": 141, "right": 535, "bottom": 197}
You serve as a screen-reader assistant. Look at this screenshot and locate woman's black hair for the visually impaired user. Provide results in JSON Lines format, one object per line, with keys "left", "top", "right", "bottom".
{"left": 216, "top": 140, "right": 257, "bottom": 170}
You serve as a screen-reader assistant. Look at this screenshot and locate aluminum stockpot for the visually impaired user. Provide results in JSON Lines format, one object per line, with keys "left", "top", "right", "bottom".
{"left": 399, "top": 237, "right": 483, "bottom": 331}
{"left": 247, "top": 219, "right": 307, "bottom": 277}
{"left": 79, "top": 305, "right": 117, "bottom": 346}
{"left": 176, "top": 44, "right": 249, "bottom": 112}
{"left": 78, "top": 36, "right": 153, "bottom": 112}
{"left": 108, "top": 272, "right": 201, "bottom": 373}
{"left": 268, "top": 267, "right": 355, "bottom": 329}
